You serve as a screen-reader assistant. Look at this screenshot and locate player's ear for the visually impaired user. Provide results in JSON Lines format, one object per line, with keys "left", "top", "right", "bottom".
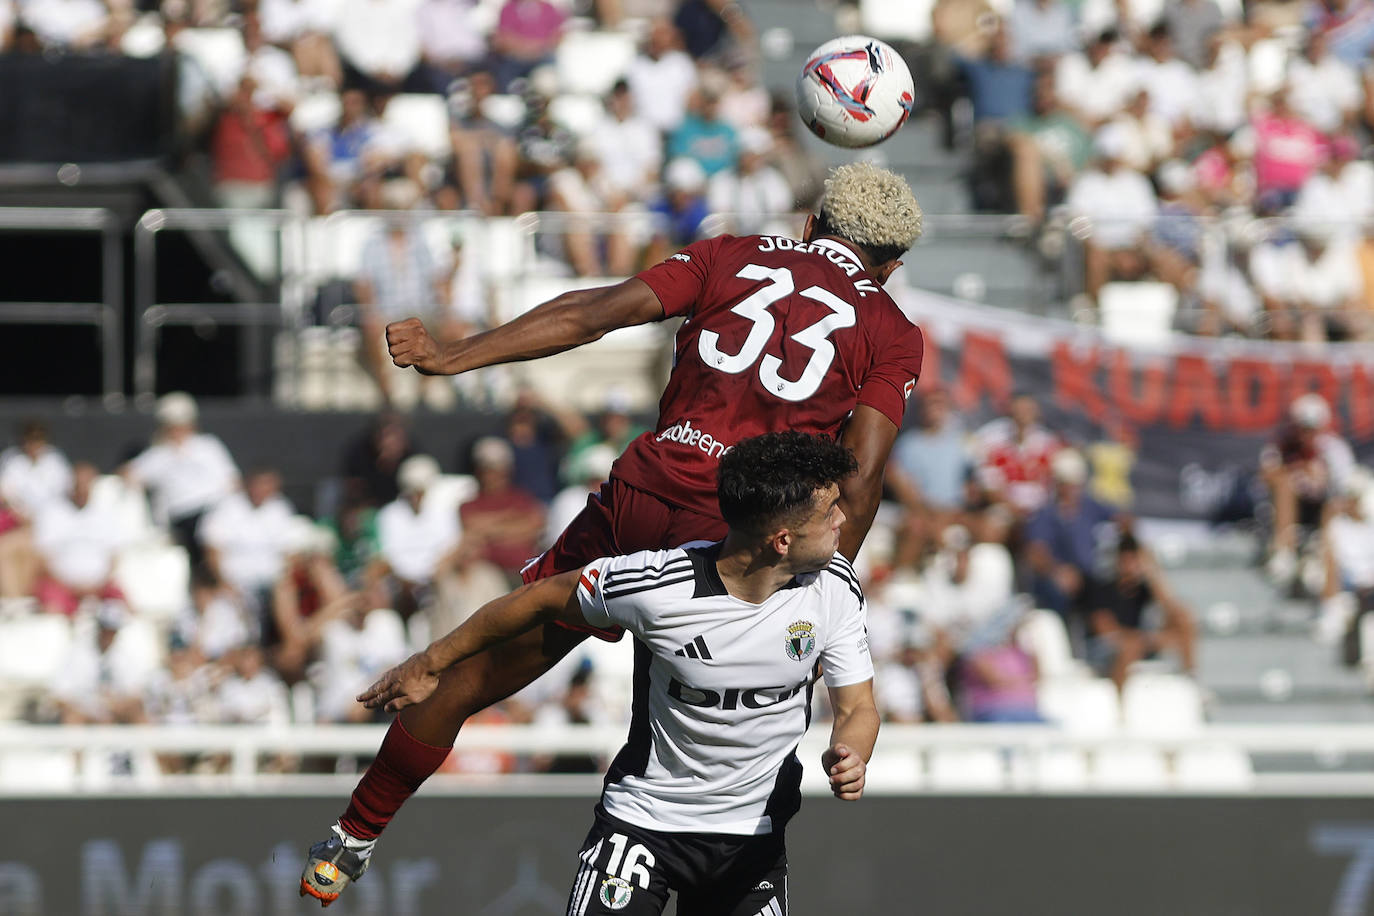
{"left": 801, "top": 214, "right": 818, "bottom": 243}
{"left": 874, "top": 259, "right": 903, "bottom": 285}
{"left": 770, "top": 527, "right": 792, "bottom": 558}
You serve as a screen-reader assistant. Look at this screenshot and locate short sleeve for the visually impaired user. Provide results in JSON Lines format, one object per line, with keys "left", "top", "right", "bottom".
{"left": 574, "top": 555, "right": 627, "bottom": 632}
{"left": 128, "top": 444, "right": 167, "bottom": 486}
{"left": 820, "top": 562, "right": 875, "bottom": 688}
{"left": 634, "top": 236, "right": 728, "bottom": 318}
{"left": 856, "top": 322, "right": 924, "bottom": 428}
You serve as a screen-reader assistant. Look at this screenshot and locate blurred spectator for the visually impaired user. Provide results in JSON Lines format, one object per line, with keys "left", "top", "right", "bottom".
{"left": 199, "top": 468, "right": 295, "bottom": 613}
{"left": 259, "top": 0, "right": 342, "bottom": 88}
{"left": 503, "top": 388, "right": 588, "bottom": 504}
{"left": 50, "top": 602, "right": 150, "bottom": 725}
{"left": 717, "top": 56, "right": 769, "bottom": 130}
{"left": 314, "top": 602, "right": 409, "bottom": 722}
{"left": 342, "top": 410, "right": 418, "bottom": 511}
{"left": 1054, "top": 28, "right": 1137, "bottom": 127}
{"left": 146, "top": 647, "right": 220, "bottom": 728}
{"left": 210, "top": 75, "right": 293, "bottom": 210}
{"left": 416, "top": 0, "right": 487, "bottom": 90}
{"left": 334, "top": 0, "right": 425, "bottom": 93}
{"left": 1196, "top": 229, "right": 1263, "bottom": 336}
{"left": 918, "top": 523, "right": 1016, "bottom": 654}
{"left": 460, "top": 437, "right": 545, "bottom": 584}
{"left": 957, "top": 22, "right": 1035, "bottom": 125}
{"left": 1086, "top": 532, "right": 1198, "bottom": 689}
{"left": 173, "top": 567, "right": 257, "bottom": 662}
{"left": 1065, "top": 124, "right": 1158, "bottom": 300}
{"left": 547, "top": 444, "right": 617, "bottom": 546}
{"left": 1085, "top": 417, "right": 1137, "bottom": 510}
{"left": 562, "top": 388, "right": 644, "bottom": 481}
{"left": 1190, "top": 127, "right": 1252, "bottom": 210}
{"left": 971, "top": 391, "right": 1061, "bottom": 514}
{"left": 303, "top": 88, "right": 382, "bottom": 214}
{"left": 1136, "top": 24, "right": 1197, "bottom": 127}
{"left": 670, "top": 84, "right": 741, "bottom": 178}
{"left": 1006, "top": 72, "right": 1090, "bottom": 224}
{"left": 124, "top": 393, "right": 239, "bottom": 568}
{"left": 1165, "top": 0, "right": 1225, "bottom": 70}
{"left": 449, "top": 69, "right": 520, "bottom": 215}
{"left": 242, "top": 11, "right": 302, "bottom": 115}
{"left": 706, "top": 126, "right": 791, "bottom": 235}
{"left": 673, "top": 0, "right": 754, "bottom": 61}
{"left": 513, "top": 91, "right": 577, "bottom": 212}
{"left": 1249, "top": 224, "right": 1362, "bottom": 341}
{"left": 626, "top": 19, "right": 698, "bottom": 134}
{"left": 1248, "top": 88, "right": 1328, "bottom": 212}
{"left": 1288, "top": 33, "right": 1363, "bottom": 133}
{"left": 32, "top": 463, "right": 133, "bottom": 618}
{"left": 548, "top": 140, "right": 642, "bottom": 277}
{"left": 887, "top": 388, "right": 971, "bottom": 566}
{"left": 875, "top": 625, "right": 958, "bottom": 723}
{"left": 1260, "top": 394, "right": 1355, "bottom": 586}
{"left": 370, "top": 454, "right": 461, "bottom": 617}
{"left": 1315, "top": 470, "right": 1374, "bottom": 647}
{"left": 533, "top": 662, "right": 608, "bottom": 772}
{"left": 1104, "top": 89, "right": 1172, "bottom": 175}
{"left": 269, "top": 519, "right": 354, "bottom": 681}
{"left": 1024, "top": 448, "right": 1117, "bottom": 628}
{"left": 1292, "top": 134, "right": 1374, "bottom": 229}
{"left": 19, "top": 0, "right": 109, "bottom": 49}
{"left": 956, "top": 599, "right": 1043, "bottom": 722}
{"left": 1148, "top": 159, "right": 1204, "bottom": 292}
{"left": 1190, "top": 39, "right": 1248, "bottom": 135}
{"left": 1305, "top": 0, "right": 1374, "bottom": 69}
{"left": 645, "top": 158, "right": 711, "bottom": 262}
{"left": 0, "top": 419, "right": 72, "bottom": 524}
{"left": 1006, "top": 0, "right": 1078, "bottom": 63}
{"left": 766, "top": 94, "right": 827, "bottom": 210}
{"left": 353, "top": 206, "right": 454, "bottom": 408}
{"left": 591, "top": 80, "right": 665, "bottom": 205}
{"left": 218, "top": 646, "right": 291, "bottom": 725}
{"left": 488, "top": 0, "right": 566, "bottom": 91}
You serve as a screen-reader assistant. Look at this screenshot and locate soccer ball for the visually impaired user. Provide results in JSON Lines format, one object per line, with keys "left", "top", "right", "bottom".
{"left": 795, "top": 36, "right": 915, "bottom": 149}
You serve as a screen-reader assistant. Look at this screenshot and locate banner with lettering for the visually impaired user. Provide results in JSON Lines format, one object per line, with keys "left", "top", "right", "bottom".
{"left": 897, "top": 288, "right": 1374, "bottom": 519}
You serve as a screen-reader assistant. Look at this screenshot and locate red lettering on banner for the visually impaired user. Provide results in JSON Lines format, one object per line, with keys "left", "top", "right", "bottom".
{"left": 1350, "top": 363, "right": 1374, "bottom": 439}
{"left": 953, "top": 330, "right": 1012, "bottom": 412}
{"left": 1226, "top": 358, "right": 1282, "bottom": 432}
{"left": 1051, "top": 342, "right": 1105, "bottom": 420}
{"left": 1168, "top": 354, "right": 1225, "bottom": 429}
{"left": 1108, "top": 350, "right": 1166, "bottom": 425}
{"left": 1288, "top": 362, "right": 1342, "bottom": 430}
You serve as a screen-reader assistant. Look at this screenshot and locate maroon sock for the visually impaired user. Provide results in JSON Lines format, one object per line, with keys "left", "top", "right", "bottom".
{"left": 338, "top": 718, "right": 452, "bottom": 840}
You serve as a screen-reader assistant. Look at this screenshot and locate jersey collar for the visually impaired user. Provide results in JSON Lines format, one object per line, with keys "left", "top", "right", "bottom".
{"left": 810, "top": 237, "right": 864, "bottom": 271}
{"left": 685, "top": 543, "right": 808, "bottom": 600}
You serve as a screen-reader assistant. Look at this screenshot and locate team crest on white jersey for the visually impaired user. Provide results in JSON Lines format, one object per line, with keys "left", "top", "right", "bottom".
{"left": 600, "top": 876, "right": 634, "bottom": 909}
{"left": 785, "top": 620, "right": 816, "bottom": 661}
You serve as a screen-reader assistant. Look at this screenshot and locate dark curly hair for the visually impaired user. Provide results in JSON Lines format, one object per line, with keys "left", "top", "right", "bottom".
{"left": 717, "top": 432, "right": 858, "bottom": 533}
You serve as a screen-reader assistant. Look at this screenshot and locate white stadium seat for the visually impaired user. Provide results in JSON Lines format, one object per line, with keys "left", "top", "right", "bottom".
{"left": 383, "top": 94, "right": 454, "bottom": 160}
{"left": 860, "top": 0, "right": 934, "bottom": 42}
{"left": 0, "top": 613, "right": 72, "bottom": 688}
{"left": 1121, "top": 673, "right": 1204, "bottom": 737}
{"left": 172, "top": 27, "right": 247, "bottom": 97}
{"left": 90, "top": 474, "right": 155, "bottom": 544}
{"left": 1037, "top": 677, "right": 1120, "bottom": 734}
{"left": 548, "top": 94, "right": 608, "bottom": 137}
{"left": 1098, "top": 282, "right": 1177, "bottom": 348}
{"left": 927, "top": 747, "right": 1005, "bottom": 791}
{"left": 113, "top": 544, "right": 190, "bottom": 624}
{"left": 1091, "top": 744, "right": 1169, "bottom": 791}
{"left": 424, "top": 474, "right": 478, "bottom": 519}
{"left": 555, "top": 30, "right": 637, "bottom": 96}
{"left": 1017, "top": 609, "right": 1081, "bottom": 679}
{"left": 290, "top": 92, "right": 344, "bottom": 135}
{"left": 1174, "top": 744, "right": 1255, "bottom": 791}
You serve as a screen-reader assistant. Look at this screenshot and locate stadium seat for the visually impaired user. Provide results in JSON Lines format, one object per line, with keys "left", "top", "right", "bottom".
{"left": 555, "top": 30, "right": 637, "bottom": 96}
{"left": 120, "top": 13, "right": 166, "bottom": 57}
{"left": 1248, "top": 38, "right": 1290, "bottom": 96}
{"left": 1031, "top": 747, "right": 1091, "bottom": 791}
{"left": 90, "top": 474, "right": 155, "bottom": 544}
{"left": 172, "top": 28, "right": 247, "bottom": 97}
{"left": 113, "top": 544, "right": 190, "bottom": 625}
{"left": 1037, "top": 677, "right": 1121, "bottom": 734}
{"left": 1091, "top": 744, "right": 1169, "bottom": 790}
{"left": 548, "top": 94, "right": 607, "bottom": 137}
{"left": 1121, "top": 673, "right": 1204, "bottom": 737}
{"left": 290, "top": 92, "right": 344, "bottom": 135}
{"left": 927, "top": 747, "right": 1005, "bottom": 791}
{"left": 0, "top": 613, "right": 72, "bottom": 688}
{"left": 383, "top": 94, "right": 454, "bottom": 160}
{"left": 1017, "top": 609, "right": 1082, "bottom": 679}
{"left": 859, "top": 0, "right": 934, "bottom": 42}
{"left": 0, "top": 750, "right": 78, "bottom": 792}
{"left": 480, "top": 94, "right": 528, "bottom": 132}
{"left": 1174, "top": 743, "right": 1254, "bottom": 790}
{"left": 1098, "top": 282, "right": 1178, "bottom": 347}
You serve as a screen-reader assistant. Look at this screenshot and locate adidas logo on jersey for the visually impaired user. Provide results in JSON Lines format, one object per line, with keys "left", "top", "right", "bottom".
{"left": 673, "top": 636, "right": 713, "bottom": 660}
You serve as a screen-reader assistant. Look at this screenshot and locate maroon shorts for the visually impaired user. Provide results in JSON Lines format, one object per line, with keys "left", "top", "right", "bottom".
{"left": 521, "top": 476, "right": 727, "bottom": 640}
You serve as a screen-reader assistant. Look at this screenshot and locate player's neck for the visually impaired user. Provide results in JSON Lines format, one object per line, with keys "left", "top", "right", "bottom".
{"left": 713, "top": 534, "right": 798, "bottom": 605}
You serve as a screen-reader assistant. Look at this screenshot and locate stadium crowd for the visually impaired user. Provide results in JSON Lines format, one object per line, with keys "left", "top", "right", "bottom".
{"left": 930, "top": 0, "right": 1374, "bottom": 341}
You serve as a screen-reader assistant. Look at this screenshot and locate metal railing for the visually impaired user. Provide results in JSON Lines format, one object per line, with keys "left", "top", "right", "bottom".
{"left": 0, "top": 207, "right": 123, "bottom": 401}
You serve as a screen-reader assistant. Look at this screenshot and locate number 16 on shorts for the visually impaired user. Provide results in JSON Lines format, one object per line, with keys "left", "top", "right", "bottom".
{"left": 568, "top": 821, "right": 663, "bottom": 915}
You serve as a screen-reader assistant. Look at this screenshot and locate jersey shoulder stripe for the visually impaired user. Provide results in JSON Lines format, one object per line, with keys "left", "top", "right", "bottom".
{"left": 823, "top": 564, "right": 864, "bottom": 606}
{"left": 602, "top": 573, "right": 698, "bottom": 600}
{"left": 601, "top": 557, "right": 694, "bottom": 592}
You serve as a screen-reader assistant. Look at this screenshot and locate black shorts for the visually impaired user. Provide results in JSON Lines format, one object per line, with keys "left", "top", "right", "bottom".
{"left": 565, "top": 805, "right": 787, "bottom": 916}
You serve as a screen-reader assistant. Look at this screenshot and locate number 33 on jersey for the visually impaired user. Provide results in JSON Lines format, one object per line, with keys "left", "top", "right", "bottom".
{"left": 612, "top": 234, "right": 924, "bottom": 519}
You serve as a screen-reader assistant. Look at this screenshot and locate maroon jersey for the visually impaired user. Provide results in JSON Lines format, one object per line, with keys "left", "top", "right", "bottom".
{"left": 611, "top": 234, "right": 924, "bottom": 518}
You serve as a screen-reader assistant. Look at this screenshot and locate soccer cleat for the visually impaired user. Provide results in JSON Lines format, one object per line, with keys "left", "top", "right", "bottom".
{"left": 300, "top": 825, "right": 374, "bottom": 907}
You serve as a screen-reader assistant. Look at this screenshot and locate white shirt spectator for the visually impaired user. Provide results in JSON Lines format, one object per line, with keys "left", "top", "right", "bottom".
{"left": 707, "top": 165, "right": 793, "bottom": 235}
{"left": 334, "top": 0, "right": 423, "bottom": 79}
{"left": 1198, "top": 255, "right": 1261, "bottom": 329}
{"left": 1066, "top": 165, "right": 1158, "bottom": 250}
{"left": 1054, "top": 50, "right": 1137, "bottom": 123}
{"left": 376, "top": 495, "right": 460, "bottom": 582}
{"left": 1191, "top": 41, "right": 1249, "bottom": 133}
{"left": 50, "top": 623, "right": 156, "bottom": 717}
{"left": 259, "top": 0, "right": 338, "bottom": 44}
{"left": 1106, "top": 110, "right": 1173, "bottom": 173}
{"left": 128, "top": 433, "right": 239, "bottom": 523}
{"left": 315, "top": 609, "right": 409, "bottom": 720}
{"left": 626, "top": 48, "right": 697, "bottom": 133}
{"left": 219, "top": 668, "right": 291, "bottom": 724}
{"left": 247, "top": 42, "right": 301, "bottom": 110}
{"left": 547, "top": 484, "right": 592, "bottom": 548}
{"left": 33, "top": 496, "right": 132, "bottom": 590}
{"left": 0, "top": 444, "right": 72, "bottom": 519}
{"left": 1288, "top": 55, "right": 1362, "bottom": 133}
{"left": 916, "top": 544, "right": 1016, "bottom": 651}
{"left": 1251, "top": 237, "right": 1362, "bottom": 311}
{"left": 1293, "top": 161, "right": 1374, "bottom": 227}
{"left": 173, "top": 592, "right": 257, "bottom": 660}
{"left": 199, "top": 492, "right": 295, "bottom": 594}
{"left": 1136, "top": 57, "right": 1198, "bottom": 126}
{"left": 591, "top": 111, "right": 663, "bottom": 201}
{"left": 145, "top": 658, "right": 220, "bottom": 725}
{"left": 416, "top": 0, "right": 486, "bottom": 66}
{"left": 20, "top": 0, "right": 107, "bottom": 47}
{"left": 1329, "top": 511, "right": 1374, "bottom": 589}
{"left": 1007, "top": 0, "right": 1079, "bottom": 62}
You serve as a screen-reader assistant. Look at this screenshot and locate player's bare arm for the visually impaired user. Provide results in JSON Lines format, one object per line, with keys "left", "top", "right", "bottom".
{"left": 822, "top": 678, "right": 880, "bottom": 801}
{"left": 358, "top": 569, "right": 586, "bottom": 713}
{"left": 836, "top": 403, "right": 902, "bottom": 561}
{"left": 386, "top": 277, "right": 665, "bottom": 375}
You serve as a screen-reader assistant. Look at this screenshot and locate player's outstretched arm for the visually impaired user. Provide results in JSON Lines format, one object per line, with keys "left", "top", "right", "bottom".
{"left": 822, "top": 679, "right": 880, "bottom": 801}
{"left": 837, "top": 404, "right": 901, "bottom": 562}
{"left": 386, "top": 278, "right": 665, "bottom": 376}
{"left": 357, "top": 570, "right": 586, "bottom": 713}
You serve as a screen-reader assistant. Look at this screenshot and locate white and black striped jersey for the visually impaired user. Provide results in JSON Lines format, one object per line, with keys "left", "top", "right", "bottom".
{"left": 575, "top": 542, "right": 873, "bottom": 836}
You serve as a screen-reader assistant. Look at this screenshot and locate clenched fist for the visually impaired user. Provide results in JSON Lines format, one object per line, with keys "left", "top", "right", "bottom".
{"left": 386, "top": 318, "right": 443, "bottom": 375}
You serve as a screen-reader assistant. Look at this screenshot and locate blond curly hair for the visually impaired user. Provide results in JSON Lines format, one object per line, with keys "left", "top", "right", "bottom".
{"left": 817, "top": 162, "right": 924, "bottom": 255}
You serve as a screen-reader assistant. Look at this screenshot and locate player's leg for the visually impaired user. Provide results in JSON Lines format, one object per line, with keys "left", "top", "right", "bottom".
{"left": 565, "top": 809, "right": 673, "bottom": 916}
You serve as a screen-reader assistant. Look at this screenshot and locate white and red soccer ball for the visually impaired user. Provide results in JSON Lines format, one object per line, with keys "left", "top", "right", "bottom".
{"left": 796, "top": 36, "right": 915, "bottom": 149}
